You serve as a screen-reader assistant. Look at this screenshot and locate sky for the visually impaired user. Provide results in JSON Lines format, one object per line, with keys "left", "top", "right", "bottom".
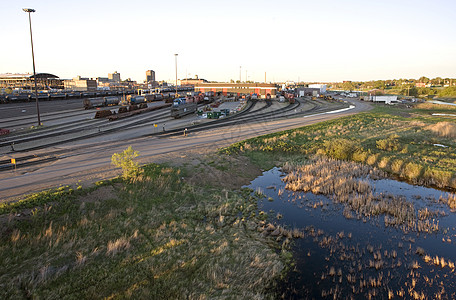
{"left": 1, "top": 0, "right": 455, "bottom": 83}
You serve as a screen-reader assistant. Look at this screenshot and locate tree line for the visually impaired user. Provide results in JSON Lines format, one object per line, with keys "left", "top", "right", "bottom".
{"left": 332, "top": 77, "right": 456, "bottom": 97}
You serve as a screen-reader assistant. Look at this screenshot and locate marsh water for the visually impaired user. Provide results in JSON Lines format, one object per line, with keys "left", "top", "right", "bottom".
{"left": 247, "top": 167, "right": 456, "bottom": 299}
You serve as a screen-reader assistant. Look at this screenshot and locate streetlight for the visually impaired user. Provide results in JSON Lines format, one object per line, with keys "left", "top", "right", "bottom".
{"left": 174, "top": 53, "right": 178, "bottom": 98}
{"left": 23, "top": 8, "right": 41, "bottom": 126}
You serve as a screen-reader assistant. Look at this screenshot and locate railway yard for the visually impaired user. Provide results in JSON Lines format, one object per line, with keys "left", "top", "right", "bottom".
{"left": 0, "top": 94, "right": 367, "bottom": 202}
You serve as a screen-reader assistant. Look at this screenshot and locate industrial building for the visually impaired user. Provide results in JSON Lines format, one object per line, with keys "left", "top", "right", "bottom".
{"left": 64, "top": 76, "right": 97, "bottom": 91}
{"left": 193, "top": 82, "right": 277, "bottom": 98}
{"left": 296, "top": 87, "right": 321, "bottom": 97}
{"left": 146, "top": 70, "right": 155, "bottom": 83}
{"left": 108, "top": 71, "right": 121, "bottom": 83}
{"left": 0, "top": 73, "right": 63, "bottom": 90}
{"left": 179, "top": 75, "right": 209, "bottom": 86}
{"left": 308, "top": 84, "right": 327, "bottom": 94}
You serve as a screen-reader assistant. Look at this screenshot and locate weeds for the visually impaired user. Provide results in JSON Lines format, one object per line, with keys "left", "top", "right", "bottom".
{"left": 0, "top": 163, "right": 283, "bottom": 299}
{"left": 221, "top": 105, "right": 456, "bottom": 190}
{"left": 281, "top": 156, "right": 440, "bottom": 232}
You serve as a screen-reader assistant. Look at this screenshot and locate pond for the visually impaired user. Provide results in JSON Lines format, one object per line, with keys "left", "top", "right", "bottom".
{"left": 247, "top": 165, "right": 456, "bottom": 299}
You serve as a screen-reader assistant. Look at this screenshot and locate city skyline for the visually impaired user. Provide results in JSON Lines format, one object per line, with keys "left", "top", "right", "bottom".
{"left": 1, "top": 0, "right": 455, "bottom": 83}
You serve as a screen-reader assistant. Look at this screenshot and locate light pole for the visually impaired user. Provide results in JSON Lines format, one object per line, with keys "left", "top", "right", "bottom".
{"left": 23, "top": 8, "right": 41, "bottom": 126}
{"left": 174, "top": 53, "right": 178, "bottom": 98}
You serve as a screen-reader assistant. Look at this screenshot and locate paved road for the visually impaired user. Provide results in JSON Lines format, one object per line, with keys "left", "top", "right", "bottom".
{"left": 0, "top": 99, "right": 371, "bottom": 202}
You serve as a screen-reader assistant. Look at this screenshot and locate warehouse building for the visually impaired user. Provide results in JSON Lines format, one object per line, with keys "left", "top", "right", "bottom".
{"left": 64, "top": 76, "right": 97, "bottom": 91}
{"left": 0, "top": 73, "right": 63, "bottom": 90}
{"left": 194, "top": 82, "right": 277, "bottom": 98}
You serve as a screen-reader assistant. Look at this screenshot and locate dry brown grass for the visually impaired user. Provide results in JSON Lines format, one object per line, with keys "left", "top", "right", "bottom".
{"left": 425, "top": 121, "right": 456, "bottom": 138}
{"left": 281, "top": 156, "right": 440, "bottom": 232}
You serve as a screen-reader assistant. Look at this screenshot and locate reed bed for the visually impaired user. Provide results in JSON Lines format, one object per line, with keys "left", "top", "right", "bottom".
{"left": 281, "top": 156, "right": 440, "bottom": 232}
{"left": 221, "top": 105, "right": 456, "bottom": 190}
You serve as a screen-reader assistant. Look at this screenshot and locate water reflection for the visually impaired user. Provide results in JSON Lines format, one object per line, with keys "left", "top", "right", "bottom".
{"left": 247, "top": 166, "right": 456, "bottom": 299}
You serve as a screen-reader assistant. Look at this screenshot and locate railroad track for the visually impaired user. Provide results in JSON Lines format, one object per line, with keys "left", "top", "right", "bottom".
{"left": 0, "top": 98, "right": 347, "bottom": 172}
{"left": 154, "top": 98, "right": 302, "bottom": 138}
{"left": 0, "top": 105, "right": 174, "bottom": 151}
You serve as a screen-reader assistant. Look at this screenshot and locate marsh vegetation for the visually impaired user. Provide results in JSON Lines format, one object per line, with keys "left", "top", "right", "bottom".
{"left": 248, "top": 166, "right": 456, "bottom": 299}
{"left": 0, "top": 161, "right": 284, "bottom": 299}
{"left": 222, "top": 104, "right": 456, "bottom": 191}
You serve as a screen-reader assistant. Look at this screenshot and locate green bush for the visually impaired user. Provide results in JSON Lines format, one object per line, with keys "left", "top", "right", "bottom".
{"left": 111, "top": 146, "right": 142, "bottom": 180}
{"left": 438, "top": 86, "right": 456, "bottom": 98}
{"left": 403, "top": 162, "right": 423, "bottom": 180}
{"left": 322, "top": 139, "right": 358, "bottom": 160}
{"left": 376, "top": 134, "right": 400, "bottom": 151}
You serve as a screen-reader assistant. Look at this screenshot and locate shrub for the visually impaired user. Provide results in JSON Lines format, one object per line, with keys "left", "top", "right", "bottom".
{"left": 391, "top": 159, "right": 404, "bottom": 173}
{"left": 111, "top": 146, "right": 142, "bottom": 180}
{"left": 378, "top": 156, "right": 391, "bottom": 169}
{"left": 352, "top": 148, "right": 369, "bottom": 163}
{"left": 438, "top": 86, "right": 456, "bottom": 98}
{"left": 376, "top": 134, "right": 400, "bottom": 151}
{"left": 322, "top": 139, "right": 358, "bottom": 160}
{"left": 403, "top": 162, "right": 423, "bottom": 180}
{"left": 366, "top": 154, "right": 379, "bottom": 166}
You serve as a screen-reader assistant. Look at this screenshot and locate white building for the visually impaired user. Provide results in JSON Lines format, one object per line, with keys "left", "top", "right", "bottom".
{"left": 308, "top": 84, "right": 327, "bottom": 94}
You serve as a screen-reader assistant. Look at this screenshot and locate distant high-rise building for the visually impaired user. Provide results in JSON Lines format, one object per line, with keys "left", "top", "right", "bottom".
{"left": 146, "top": 70, "right": 155, "bottom": 83}
{"left": 108, "top": 71, "right": 121, "bottom": 83}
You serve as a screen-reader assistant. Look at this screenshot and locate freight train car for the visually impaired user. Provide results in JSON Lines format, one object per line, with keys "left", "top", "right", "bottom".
{"left": 83, "top": 97, "right": 105, "bottom": 109}
{"left": 83, "top": 96, "right": 120, "bottom": 109}
{"left": 127, "top": 95, "right": 147, "bottom": 105}
{"left": 170, "top": 98, "right": 197, "bottom": 118}
{"left": 104, "top": 96, "right": 120, "bottom": 106}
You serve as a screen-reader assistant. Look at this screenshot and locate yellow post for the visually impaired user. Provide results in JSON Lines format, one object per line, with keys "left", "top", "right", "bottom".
{"left": 11, "top": 158, "right": 16, "bottom": 170}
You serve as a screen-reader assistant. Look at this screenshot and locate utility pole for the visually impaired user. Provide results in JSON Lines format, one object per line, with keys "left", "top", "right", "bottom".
{"left": 265, "top": 72, "right": 266, "bottom": 83}
{"left": 23, "top": 8, "right": 41, "bottom": 126}
{"left": 239, "top": 66, "right": 241, "bottom": 82}
{"left": 174, "top": 53, "right": 178, "bottom": 98}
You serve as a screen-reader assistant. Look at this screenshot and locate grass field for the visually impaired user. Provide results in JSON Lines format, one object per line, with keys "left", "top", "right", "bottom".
{"left": 2, "top": 101, "right": 455, "bottom": 298}
{"left": 221, "top": 103, "right": 456, "bottom": 191}
{"left": 0, "top": 163, "right": 285, "bottom": 299}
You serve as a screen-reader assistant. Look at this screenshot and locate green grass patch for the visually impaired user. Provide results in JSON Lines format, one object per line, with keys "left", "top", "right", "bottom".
{"left": 220, "top": 104, "right": 456, "bottom": 190}
{"left": 0, "top": 164, "right": 284, "bottom": 299}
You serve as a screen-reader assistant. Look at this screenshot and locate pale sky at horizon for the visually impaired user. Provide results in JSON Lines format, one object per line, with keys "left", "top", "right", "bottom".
{"left": 1, "top": 0, "right": 455, "bottom": 83}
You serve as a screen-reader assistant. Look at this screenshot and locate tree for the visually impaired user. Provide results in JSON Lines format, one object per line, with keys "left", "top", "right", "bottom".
{"left": 111, "top": 146, "right": 142, "bottom": 180}
{"left": 438, "top": 86, "right": 456, "bottom": 97}
{"left": 342, "top": 81, "right": 356, "bottom": 91}
{"left": 400, "top": 85, "right": 417, "bottom": 97}
{"left": 373, "top": 80, "right": 386, "bottom": 89}
{"left": 432, "top": 77, "right": 443, "bottom": 86}
{"left": 418, "top": 76, "right": 430, "bottom": 84}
